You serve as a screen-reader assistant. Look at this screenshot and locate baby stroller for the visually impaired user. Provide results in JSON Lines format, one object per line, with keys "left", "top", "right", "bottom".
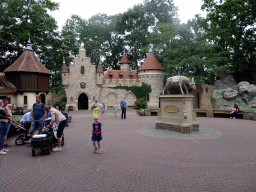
{"left": 43, "top": 118, "right": 64, "bottom": 148}
{"left": 31, "top": 118, "right": 64, "bottom": 156}
{"left": 13, "top": 121, "right": 32, "bottom": 145}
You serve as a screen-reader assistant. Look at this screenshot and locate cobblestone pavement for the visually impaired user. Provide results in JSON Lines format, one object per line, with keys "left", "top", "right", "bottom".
{"left": 0, "top": 109, "right": 256, "bottom": 192}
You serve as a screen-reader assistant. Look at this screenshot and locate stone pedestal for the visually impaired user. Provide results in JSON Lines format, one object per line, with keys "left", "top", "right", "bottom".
{"left": 155, "top": 95, "right": 199, "bottom": 133}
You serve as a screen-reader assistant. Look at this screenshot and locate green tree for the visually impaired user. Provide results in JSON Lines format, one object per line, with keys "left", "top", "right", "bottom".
{"left": 150, "top": 15, "right": 227, "bottom": 86}
{"left": 116, "top": 0, "right": 178, "bottom": 70}
{"left": 0, "top": 0, "right": 65, "bottom": 93}
{"left": 0, "top": 0, "right": 59, "bottom": 72}
{"left": 202, "top": 0, "right": 256, "bottom": 84}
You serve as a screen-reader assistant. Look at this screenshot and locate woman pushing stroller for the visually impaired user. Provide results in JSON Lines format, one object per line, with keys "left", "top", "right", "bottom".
{"left": 44, "top": 105, "right": 67, "bottom": 152}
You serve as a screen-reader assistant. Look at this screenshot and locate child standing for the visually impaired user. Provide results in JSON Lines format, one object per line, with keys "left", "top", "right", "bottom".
{"left": 91, "top": 117, "right": 103, "bottom": 154}
{"left": 101, "top": 103, "right": 106, "bottom": 118}
{"left": 113, "top": 103, "right": 117, "bottom": 118}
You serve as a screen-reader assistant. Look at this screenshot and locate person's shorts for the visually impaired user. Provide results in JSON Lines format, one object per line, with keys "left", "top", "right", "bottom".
{"left": 102, "top": 109, "right": 105, "bottom": 113}
{"left": 30, "top": 120, "right": 44, "bottom": 133}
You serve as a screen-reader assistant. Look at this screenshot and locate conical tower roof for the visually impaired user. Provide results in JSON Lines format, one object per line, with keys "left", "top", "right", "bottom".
{"left": 61, "top": 58, "right": 69, "bottom": 73}
{"left": 4, "top": 40, "right": 51, "bottom": 75}
{"left": 119, "top": 54, "right": 131, "bottom": 64}
{"left": 138, "top": 50, "right": 165, "bottom": 71}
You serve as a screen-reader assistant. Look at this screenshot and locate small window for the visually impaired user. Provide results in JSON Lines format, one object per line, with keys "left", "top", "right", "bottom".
{"left": 129, "top": 75, "right": 133, "bottom": 80}
{"left": 147, "top": 94, "right": 150, "bottom": 102}
{"left": 24, "top": 96, "right": 28, "bottom": 105}
{"left": 119, "top": 75, "right": 123, "bottom": 79}
{"left": 109, "top": 75, "right": 113, "bottom": 79}
{"left": 81, "top": 66, "right": 85, "bottom": 74}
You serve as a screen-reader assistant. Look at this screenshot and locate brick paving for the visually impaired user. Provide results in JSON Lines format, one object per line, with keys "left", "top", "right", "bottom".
{"left": 0, "top": 109, "right": 256, "bottom": 192}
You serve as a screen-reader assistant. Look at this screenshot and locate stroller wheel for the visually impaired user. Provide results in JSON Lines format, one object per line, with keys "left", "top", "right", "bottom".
{"left": 15, "top": 135, "right": 24, "bottom": 145}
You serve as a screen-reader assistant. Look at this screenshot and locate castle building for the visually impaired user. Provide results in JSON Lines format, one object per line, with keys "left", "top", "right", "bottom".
{"left": 61, "top": 44, "right": 165, "bottom": 110}
{"left": 0, "top": 39, "right": 51, "bottom": 111}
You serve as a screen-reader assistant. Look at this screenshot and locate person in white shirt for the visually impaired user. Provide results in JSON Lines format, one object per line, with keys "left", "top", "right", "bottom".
{"left": 45, "top": 105, "right": 67, "bottom": 152}
{"left": 19, "top": 111, "right": 32, "bottom": 124}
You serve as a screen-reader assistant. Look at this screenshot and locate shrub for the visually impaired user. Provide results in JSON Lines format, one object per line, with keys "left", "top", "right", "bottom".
{"left": 135, "top": 98, "right": 147, "bottom": 110}
{"left": 55, "top": 101, "right": 66, "bottom": 111}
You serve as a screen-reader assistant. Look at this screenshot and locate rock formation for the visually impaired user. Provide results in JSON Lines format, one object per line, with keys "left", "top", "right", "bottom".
{"left": 212, "top": 75, "right": 256, "bottom": 110}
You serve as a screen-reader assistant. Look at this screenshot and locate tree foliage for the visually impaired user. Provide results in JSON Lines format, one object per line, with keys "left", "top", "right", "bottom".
{"left": 111, "top": 82, "right": 152, "bottom": 99}
{"left": 0, "top": 0, "right": 66, "bottom": 93}
{"left": 202, "top": 0, "right": 256, "bottom": 84}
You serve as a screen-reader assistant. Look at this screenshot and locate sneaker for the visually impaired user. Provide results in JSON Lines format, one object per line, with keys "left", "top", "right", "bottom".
{"left": 233, "top": 117, "right": 235, "bottom": 119}
{"left": 230, "top": 117, "right": 232, "bottom": 119}
{"left": 27, "top": 143, "right": 32, "bottom": 147}
{"left": 3, "top": 148, "right": 9, "bottom": 152}
{"left": 0, "top": 151, "right": 7, "bottom": 155}
{"left": 4, "top": 144, "right": 11, "bottom": 148}
{"left": 52, "top": 147, "right": 62, "bottom": 152}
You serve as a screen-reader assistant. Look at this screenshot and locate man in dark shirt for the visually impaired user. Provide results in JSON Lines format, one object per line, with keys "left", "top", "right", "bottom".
{"left": 120, "top": 98, "right": 127, "bottom": 119}
{"left": 27, "top": 96, "right": 46, "bottom": 147}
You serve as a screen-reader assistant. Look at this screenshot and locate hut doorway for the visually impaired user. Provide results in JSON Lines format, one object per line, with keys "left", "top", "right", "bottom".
{"left": 40, "top": 93, "right": 46, "bottom": 104}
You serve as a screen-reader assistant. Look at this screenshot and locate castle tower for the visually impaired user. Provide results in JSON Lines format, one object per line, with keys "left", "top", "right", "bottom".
{"left": 138, "top": 48, "right": 165, "bottom": 109}
{"left": 119, "top": 52, "right": 131, "bottom": 71}
{"left": 61, "top": 58, "right": 69, "bottom": 88}
{"left": 96, "top": 61, "right": 104, "bottom": 85}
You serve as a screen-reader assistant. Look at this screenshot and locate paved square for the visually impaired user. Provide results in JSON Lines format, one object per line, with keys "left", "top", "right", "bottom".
{"left": 0, "top": 109, "right": 255, "bottom": 191}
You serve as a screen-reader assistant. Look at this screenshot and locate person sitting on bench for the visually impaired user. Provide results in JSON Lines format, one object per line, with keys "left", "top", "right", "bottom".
{"left": 230, "top": 104, "right": 239, "bottom": 119}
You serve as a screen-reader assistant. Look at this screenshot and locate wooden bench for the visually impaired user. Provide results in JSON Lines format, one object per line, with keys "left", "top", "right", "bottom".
{"left": 150, "top": 109, "right": 159, "bottom": 116}
{"left": 194, "top": 109, "right": 207, "bottom": 117}
{"left": 213, "top": 110, "right": 244, "bottom": 119}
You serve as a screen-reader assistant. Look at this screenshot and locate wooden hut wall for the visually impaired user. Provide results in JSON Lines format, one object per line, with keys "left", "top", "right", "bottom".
{"left": 21, "top": 73, "right": 37, "bottom": 90}
{"left": 38, "top": 75, "right": 49, "bottom": 91}
{"left": 6, "top": 72, "right": 21, "bottom": 89}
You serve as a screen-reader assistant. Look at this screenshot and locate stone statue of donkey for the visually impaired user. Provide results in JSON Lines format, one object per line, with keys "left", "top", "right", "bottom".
{"left": 162, "top": 75, "right": 196, "bottom": 95}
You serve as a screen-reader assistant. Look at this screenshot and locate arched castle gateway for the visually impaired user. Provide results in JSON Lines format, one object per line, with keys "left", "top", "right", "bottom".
{"left": 61, "top": 44, "right": 165, "bottom": 110}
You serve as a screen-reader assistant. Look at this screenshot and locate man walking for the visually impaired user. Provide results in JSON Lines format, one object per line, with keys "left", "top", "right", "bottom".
{"left": 27, "top": 96, "right": 46, "bottom": 147}
{"left": 120, "top": 98, "right": 127, "bottom": 119}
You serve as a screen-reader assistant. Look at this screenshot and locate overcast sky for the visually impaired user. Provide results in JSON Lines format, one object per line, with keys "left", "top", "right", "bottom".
{"left": 50, "top": 0, "right": 207, "bottom": 30}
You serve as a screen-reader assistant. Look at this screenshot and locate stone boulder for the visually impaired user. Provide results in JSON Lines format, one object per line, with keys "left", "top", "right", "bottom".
{"left": 212, "top": 76, "right": 256, "bottom": 110}
{"left": 214, "top": 75, "right": 237, "bottom": 90}
{"left": 223, "top": 88, "right": 238, "bottom": 100}
{"left": 238, "top": 81, "right": 250, "bottom": 94}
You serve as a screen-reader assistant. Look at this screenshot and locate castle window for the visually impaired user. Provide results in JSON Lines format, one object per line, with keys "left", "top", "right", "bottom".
{"left": 81, "top": 66, "right": 85, "bottom": 74}
{"left": 147, "top": 94, "right": 150, "bottom": 102}
{"left": 24, "top": 96, "right": 28, "bottom": 105}
{"left": 109, "top": 75, "right": 113, "bottom": 79}
{"left": 119, "top": 75, "right": 123, "bottom": 79}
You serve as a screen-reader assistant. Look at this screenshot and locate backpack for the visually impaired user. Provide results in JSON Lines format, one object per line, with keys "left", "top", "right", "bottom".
{"left": 120, "top": 100, "right": 126, "bottom": 108}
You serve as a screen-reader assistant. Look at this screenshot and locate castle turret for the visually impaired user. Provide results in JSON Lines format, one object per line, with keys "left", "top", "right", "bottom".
{"left": 138, "top": 48, "right": 165, "bottom": 109}
{"left": 119, "top": 52, "right": 131, "bottom": 71}
{"left": 61, "top": 58, "right": 69, "bottom": 87}
{"left": 96, "top": 61, "right": 104, "bottom": 85}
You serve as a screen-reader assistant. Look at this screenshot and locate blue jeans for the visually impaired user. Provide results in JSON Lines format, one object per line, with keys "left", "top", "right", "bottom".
{"left": 231, "top": 112, "right": 238, "bottom": 118}
{"left": 0, "top": 122, "right": 9, "bottom": 150}
{"left": 30, "top": 120, "right": 44, "bottom": 133}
